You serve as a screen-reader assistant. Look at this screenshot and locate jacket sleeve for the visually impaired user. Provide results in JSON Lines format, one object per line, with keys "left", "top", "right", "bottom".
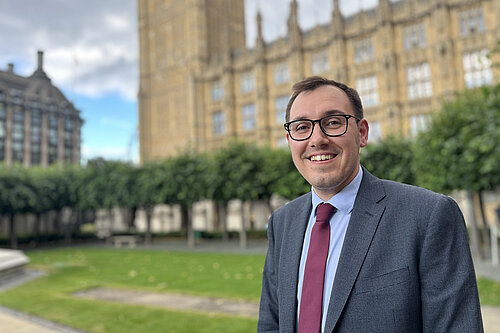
{"left": 258, "top": 213, "right": 280, "bottom": 333}
{"left": 419, "top": 195, "right": 483, "bottom": 332}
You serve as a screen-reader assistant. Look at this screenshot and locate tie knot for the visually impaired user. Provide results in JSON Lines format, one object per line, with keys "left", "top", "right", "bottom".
{"left": 316, "top": 203, "right": 336, "bottom": 223}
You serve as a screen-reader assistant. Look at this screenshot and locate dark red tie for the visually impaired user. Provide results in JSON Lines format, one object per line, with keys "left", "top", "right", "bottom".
{"left": 298, "top": 203, "right": 336, "bottom": 333}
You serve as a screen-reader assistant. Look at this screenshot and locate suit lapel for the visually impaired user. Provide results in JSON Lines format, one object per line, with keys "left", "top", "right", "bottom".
{"left": 324, "top": 170, "right": 386, "bottom": 332}
{"left": 279, "top": 194, "right": 312, "bottom": 331}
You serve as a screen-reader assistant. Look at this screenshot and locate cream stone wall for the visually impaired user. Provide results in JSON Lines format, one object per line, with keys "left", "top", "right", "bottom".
{"left": 138, "top": 0, "right": 500, "bottom": 163}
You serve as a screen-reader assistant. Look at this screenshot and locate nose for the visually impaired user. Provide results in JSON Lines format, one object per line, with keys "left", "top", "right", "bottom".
{"left": 308, "top": 122, "right": 329, "bottom": 147}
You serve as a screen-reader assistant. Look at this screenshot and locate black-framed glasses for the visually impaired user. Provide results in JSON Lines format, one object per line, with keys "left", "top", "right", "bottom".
{"left": 284, "top": 114, "right": 360, "bottom": 141}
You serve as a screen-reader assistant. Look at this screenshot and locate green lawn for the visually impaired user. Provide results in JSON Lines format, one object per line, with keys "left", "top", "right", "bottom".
{"left": 0, "top": 248, "right": 265, "bottom": 333}
{"left": 477, "top": 277, "right": 500, "bottom": 306}
{"left": 0, "top": 247, "right": 499, "bottom": 333}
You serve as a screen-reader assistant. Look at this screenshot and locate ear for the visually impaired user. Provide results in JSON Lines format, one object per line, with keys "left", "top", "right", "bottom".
{"left": 358, "top": 119, "right": 369, "bottom": 147}
{"left": 286, "top": 133, "right": 291, "bottom": 145}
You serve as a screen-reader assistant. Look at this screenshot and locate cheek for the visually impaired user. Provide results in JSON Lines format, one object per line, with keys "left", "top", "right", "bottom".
{"left": 289, "top": 142, "right": 305, "bottom": 158}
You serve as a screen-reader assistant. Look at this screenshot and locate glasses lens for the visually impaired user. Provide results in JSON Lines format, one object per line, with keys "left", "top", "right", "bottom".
{"left": 289, "top": 120, "right": 313, "bottom": 140}
{"left": 320, "top": 115, "right": 347, "bottom": 136}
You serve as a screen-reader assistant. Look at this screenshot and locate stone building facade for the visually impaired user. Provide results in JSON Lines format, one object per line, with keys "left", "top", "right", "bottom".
{"left": 138, "top": 0, "right": 500, "bottom": 163}
{"left": 0, "top": 51, "right": 82, "bottom": 167}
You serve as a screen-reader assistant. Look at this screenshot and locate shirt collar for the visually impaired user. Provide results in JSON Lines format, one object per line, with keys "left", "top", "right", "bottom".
{"left": 311, "top": 167, "right": 363, "bottom": 215}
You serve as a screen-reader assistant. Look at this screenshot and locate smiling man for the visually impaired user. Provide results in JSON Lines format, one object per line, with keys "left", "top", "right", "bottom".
{"left": 258, "top": 76, "right": 483, "bottom": 332}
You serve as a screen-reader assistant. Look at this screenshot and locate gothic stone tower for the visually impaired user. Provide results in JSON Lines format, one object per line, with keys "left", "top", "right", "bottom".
{"left": 138, "top": 0, "right": 246, "bottom": 162}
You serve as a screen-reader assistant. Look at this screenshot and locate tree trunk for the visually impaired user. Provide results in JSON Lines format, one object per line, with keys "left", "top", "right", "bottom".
{"left": 240, "top": 201, "right": 247, "bottom": 249}
{"left": 55, "top": 210, "right": 62, "bottom": 236}
{"left": 34, "top": 212, "right": 42, "bottom": 246}
{"left": 218, "top": 203, "right": 228, "bottom": 242}
{"left": 145, "top": 206, "right": 153, "bottom": 246}
{"left": 9, "top": 213, "right": 17, "bottom": 249}
{"left": 187, "top": 207, "right": 195, "bottom": 248}
{"left": 129, "top": 207, "right": 137, "bottom": 232}
{"left": 64, "top": 208, "right": 75, "bottom": 245}
{"left": 466, "top": 191, "right": 483, "bottom": 260}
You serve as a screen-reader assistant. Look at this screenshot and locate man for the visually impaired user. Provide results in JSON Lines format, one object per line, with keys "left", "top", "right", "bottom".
{"left": 258, "top": 76, "right": 483, "bottom": 332}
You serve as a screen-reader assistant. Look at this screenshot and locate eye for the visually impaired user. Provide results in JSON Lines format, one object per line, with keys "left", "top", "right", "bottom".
{"left": 324, "top": 117, "right": 342, "bottom": 127}
{"left": 293, "top": 121, "right": 311, "bottom": 132}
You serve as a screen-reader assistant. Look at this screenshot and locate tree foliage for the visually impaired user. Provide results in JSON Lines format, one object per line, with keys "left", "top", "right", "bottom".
{"left": 414, "top": 85, "right": 500, "bottom": 194}
{"left": 0, "top": 164, "right": 36, "bottom": 215}
{"left": 361, "top": 136, "right": 416, "bottom": 185}
{"left": 4, "top": 93, "right": 498, "bottom": 248}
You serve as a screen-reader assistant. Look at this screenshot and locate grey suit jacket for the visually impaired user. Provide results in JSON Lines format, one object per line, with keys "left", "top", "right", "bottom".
{"left": 258, "top": 168, "right": 483, "bottom": 332}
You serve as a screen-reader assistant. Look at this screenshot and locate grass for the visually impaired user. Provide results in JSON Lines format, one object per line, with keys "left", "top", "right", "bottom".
{"left": 477, "top": 277, "right": 500, "bottom": 306}
{"left": 0, "top": 247, "right": 265, "bottom": 333}
{"left": 1, "top": 247, "right": 500, "bottom": 332}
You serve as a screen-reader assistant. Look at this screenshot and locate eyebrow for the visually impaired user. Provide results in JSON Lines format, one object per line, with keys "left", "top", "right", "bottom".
{"left": 290, "top": 109, "right": 348, "bottom": 121}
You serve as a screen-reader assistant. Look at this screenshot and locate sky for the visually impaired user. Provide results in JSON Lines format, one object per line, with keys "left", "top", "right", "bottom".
{"left": 0, "top": 0, "right": 377, "bottom": 165}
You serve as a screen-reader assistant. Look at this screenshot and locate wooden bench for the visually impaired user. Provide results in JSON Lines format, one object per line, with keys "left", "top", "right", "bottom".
{"left": 109, "top": 235, "right": 138, "bottom": 248}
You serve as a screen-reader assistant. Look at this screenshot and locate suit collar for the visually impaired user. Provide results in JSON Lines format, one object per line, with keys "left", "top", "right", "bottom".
{"left": 324, "top": 167, "right": 387, "bottom": 332}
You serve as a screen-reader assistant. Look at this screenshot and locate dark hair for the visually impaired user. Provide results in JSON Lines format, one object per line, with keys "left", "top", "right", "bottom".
{"left": 285, "top": 76, "right": 364, "bottom": 122}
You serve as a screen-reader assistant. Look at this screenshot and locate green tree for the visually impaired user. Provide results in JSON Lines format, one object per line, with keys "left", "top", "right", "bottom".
{"left": 414, "top": 85, "right": 500, "bottom": 258}
{"left": 78, "top": 159, "right": 133, "bottom": 238}
{"left": 361, "top": 136, "right": 416, "bottom": 185}
{"left": 265, "top": 147, "right": 309, "bottom": 200}
{"left": 29, "top": 166, "right": 61, "bottom": 244}
{"left": 135, "top": 161, "right": 169, "bottom": 245}
{"left": 415, "top": 85, "right": 500, "bottom": 193}
{"left": 162, "top": 152, "right": 211, "bottom": 247}
{"left": 208, "top": 142, "right": 287, "bottom": 247}
{"left": 0, "top": 165, "right": 36, "bottom": 248}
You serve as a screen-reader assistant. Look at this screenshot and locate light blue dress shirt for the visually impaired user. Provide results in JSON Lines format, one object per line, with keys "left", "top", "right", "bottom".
{"left": 297, "top": 167, "right": 363, "bottom": 332}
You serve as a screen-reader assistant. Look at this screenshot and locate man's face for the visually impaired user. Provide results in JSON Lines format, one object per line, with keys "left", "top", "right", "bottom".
{"left": 287, "top": 85, "right": 369, "bottom": 201}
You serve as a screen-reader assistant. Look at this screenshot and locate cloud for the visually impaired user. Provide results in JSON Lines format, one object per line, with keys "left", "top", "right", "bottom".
{"left": 0, "top": 0, "right": 138, "bottom": 101}
{"left": 0, "top": 0, "right": 381, "bottom": 103}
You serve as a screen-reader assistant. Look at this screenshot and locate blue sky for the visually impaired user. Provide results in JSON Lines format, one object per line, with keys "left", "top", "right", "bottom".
{"left": 75, "top": 93, "right": 138, "bottom": 163}
{"left": 0, "top": 0, "right": 371, "bottom": 165}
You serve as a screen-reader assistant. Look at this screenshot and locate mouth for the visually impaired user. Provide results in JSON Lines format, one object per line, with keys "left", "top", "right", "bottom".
{"left": 309, "top": 154, "right": 336, "bottom": 162}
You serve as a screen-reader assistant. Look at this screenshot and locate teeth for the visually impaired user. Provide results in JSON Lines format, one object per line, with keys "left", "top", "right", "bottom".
{"left": 311, "top": 154, "right": 333, "bottom": 161}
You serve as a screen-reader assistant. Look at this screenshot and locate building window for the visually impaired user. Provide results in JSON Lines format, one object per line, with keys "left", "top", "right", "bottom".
{"left": 368, "top": 121, "right": 382, "bottom": 142}
{"left": 404, "top": 23, "right": 426, "bottom": 50}
{"left": 241, "top": 104, "right": 256, "bottom": 131}
{"left": 31, "top": 109, "right": 42, "bottom": 165}
{"left": 212, "top": 111, "right": 225, "bottom": 136}
{"left": 311, "top": 51, "right": 330, "bottom": 74}
{"left": 356, "top": 75, "right": 379, "bottom": 108}
{"left": 11, "top": 109, "right": 24, "bottom": 163}
{"left": 459, "top": 7, "right": 486, "bottom": 37}
{"left": 240, "top": 72, "right": 255, "bottom": 94}
{"left": 354, "top": 38, "right": 374, "bottom": 64}
{"left": 463, "top": 49, "right": 493, "bottom": 88}
{"left": 211, "top": 80, "right": 224, "bottom": 101}
{"left": 275, "top": 95, "right": 289, "bottom": 124}
{"left": 48, "top": 112, "right": 59, "bottom": 164}
{"left": 406, "top": 63, "right": 432, "bottom": 99}
{"left": 9, "top": 89, "right": 23, "bottom": 105}
{"left": 410, "top": 114, "right": 430, "bottom": 136}
{"left": 274, "top": 62, "right": 289, "bottom": 84}
{"left": 64, "top": 115, "right": 74, "bottom": 162}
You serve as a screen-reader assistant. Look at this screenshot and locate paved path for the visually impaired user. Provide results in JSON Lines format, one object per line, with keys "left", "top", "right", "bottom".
{"left": 1, "top": 240, "right": 500, "bottom": 332}
{"left": 74, "top": 287, "right": 259, "bottom": 318}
